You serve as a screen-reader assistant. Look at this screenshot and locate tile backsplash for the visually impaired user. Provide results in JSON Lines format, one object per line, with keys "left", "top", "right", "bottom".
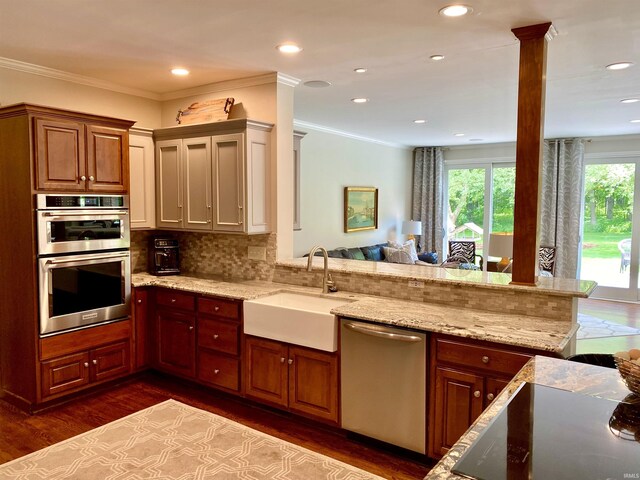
{"left": 130, "top": 230, "right": 276, "bottom": 280}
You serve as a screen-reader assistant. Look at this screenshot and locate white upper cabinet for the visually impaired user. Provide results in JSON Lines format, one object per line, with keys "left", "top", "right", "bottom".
{"left": 129, "top": 128, "right": 156, "bottom": 229}
{"left": 153, "top": 119, "right": 273, "bottom": 234}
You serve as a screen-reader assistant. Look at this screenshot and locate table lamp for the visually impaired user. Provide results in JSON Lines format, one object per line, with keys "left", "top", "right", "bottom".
{"left": 488, "top": 233, "right": 513, "bottom": 272}
{"left": 402, "top": 220, "right": 423, "bottom": 250}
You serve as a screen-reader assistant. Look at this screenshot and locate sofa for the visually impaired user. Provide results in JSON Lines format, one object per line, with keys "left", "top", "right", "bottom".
{"left": 306, "top": 242, "right": 439, "bottom": 265}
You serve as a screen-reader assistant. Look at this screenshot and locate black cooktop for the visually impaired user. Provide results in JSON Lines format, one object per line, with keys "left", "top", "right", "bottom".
{"left": 452, "top": 382, "right": 640, "bottom": 480}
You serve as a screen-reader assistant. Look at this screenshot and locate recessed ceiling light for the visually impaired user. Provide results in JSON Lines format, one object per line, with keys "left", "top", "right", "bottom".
{"left": 606, "top": 62, "right": 634, "bottom": 71}
{"left": 277, "top": 43, "right": 302, "bottom": 54}
{"left": 430, "top": 54, "right": 445, "bottom": 61}
{"left": 171, "top": 68, "right": 189, "bottom": 76}
{"left": 413, "top": 119, "right": 426, "bottom": 124}
{"left": 351, "top": 98, "right": 369, "bottom": 103}
{"left": 354, "top": 68, "right": 367, "bottom": 73}
{"left": 631, "top": 119, "right": 640, "bottom": 123}
{"left": 621, "top": 98, "right": 640, "bottom": 104}
{"left": 454, "top": 133, "right": 465, "bottom": 137}
{"left": 303, "top": 80, "right": 332, "bottom": 88}
{"left": 439, "top": 5, "right": 473, "bottom": 17}
{"left": 469, "top": 138, "right": 483, "bottom": 142}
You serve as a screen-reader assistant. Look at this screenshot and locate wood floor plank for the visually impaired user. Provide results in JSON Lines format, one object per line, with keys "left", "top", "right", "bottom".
{"left": 0, "top": 373, "right": 432, "bottom": 480}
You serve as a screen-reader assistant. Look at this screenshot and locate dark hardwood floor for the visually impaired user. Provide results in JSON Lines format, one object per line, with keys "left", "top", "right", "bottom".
{"left": 0, "top": 372, "right": 432, "bottom": 480}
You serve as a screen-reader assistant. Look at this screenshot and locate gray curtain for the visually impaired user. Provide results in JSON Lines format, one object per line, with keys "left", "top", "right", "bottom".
{"left": 539, "top": 138, "right": 585, "bottom": 278}
{"left": 412, "top": 147, "right": 444, "bottom": 260}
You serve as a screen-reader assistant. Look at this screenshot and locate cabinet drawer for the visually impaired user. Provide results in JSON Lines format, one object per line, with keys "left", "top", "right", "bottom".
{"left": 198, "top": 350, "right": 239, "bottom": 391}
{"left": 198, "top": 318, "right": 239, "bottom": 355}
{"left": 435, "top": 338, "right": 531, "bottom": 376}
{"left": 198, "top": 297, "right": 239, "bottom": 320}
{"left": 156, "top": 289, "right": 195, "bottom": 311}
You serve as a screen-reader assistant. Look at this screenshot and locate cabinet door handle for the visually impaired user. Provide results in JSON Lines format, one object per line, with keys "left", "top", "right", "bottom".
{"left": 473, "top": 390, "right": 481, "bottom": 398}
{"left": 137, "top": 299, "right": 142, "bottom": 304}
{"left": 481, "top": 356, "right": 490, "bottom": 364}
{"left": 80, "top": 175, "right": 87, "bottom": 181}
{"left": 280, "top": 357, "right": 285, "bottom": 363}
{"left": 189, "top": 326, "right": 194, "bottom": 331}
{"left": 170, "top": 298, "right": 176, "bottom": 303}
{"left": 288, "top": 359, "right": 293, "bottom": 365}
{"left": 89, "top": 175, "right": 95, "bottom": 181}
{"left": 214, "top": 306, "right": 220, "bottom": 311}
{"left": 214, "top": 369, "right": 220, "bottom": 375}
{"left": 213, "top": 334, "right": 219, "bottom": 340}
{"left": 487, "top": 393, "right": 495, "bottom": 401}
{"left": 92, "top": 359, "right": 98, "bottom": 365}
{"left": 83, "top": 362, "right": 89, "bottom": 368}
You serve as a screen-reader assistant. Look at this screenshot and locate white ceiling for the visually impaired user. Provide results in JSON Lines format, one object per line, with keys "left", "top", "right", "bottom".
{"left": 1, "top": 0, "right": 639, "bottom": 147}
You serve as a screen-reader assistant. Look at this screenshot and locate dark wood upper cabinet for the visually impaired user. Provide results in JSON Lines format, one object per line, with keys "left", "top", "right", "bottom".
{"left": 35, "top": 117, "right": 86, "bottom": 191}
{"left": 86, "top": 125, "right": 129, "bottom": 193}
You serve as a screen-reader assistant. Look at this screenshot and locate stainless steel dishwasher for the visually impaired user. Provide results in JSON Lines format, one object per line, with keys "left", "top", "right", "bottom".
{"left": 341, "top": 319, "right": 426, "bottom": 453}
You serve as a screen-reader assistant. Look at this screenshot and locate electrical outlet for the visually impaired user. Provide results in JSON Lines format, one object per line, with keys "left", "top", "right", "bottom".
{"left": 408, "top": 280, "right": 424, "bottom": 288}
{"left": 247, "top": 246, "right": 266, "bottom": 261}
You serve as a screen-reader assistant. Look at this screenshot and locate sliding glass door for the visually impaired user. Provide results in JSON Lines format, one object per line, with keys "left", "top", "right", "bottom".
{"left": 445, "top": 162, "right": 515, "bottom": 268}
{"left": 579, "top": 159, "right": 640, "bottom": 301}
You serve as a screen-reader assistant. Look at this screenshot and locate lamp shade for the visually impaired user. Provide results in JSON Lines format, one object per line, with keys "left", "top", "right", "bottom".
{"left": 488, "top": 233, "right": 513, "bottom": 258}
{"left": 402, "top": 220, "right": 422, "bottom": 236}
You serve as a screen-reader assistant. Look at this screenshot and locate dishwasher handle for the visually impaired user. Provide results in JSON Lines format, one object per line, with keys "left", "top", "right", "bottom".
{"left": 343, "top": 321, "right": 423, "bottom": 343}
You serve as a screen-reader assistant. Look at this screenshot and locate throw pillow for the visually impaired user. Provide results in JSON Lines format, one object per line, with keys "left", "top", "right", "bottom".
{"left": 347, "top": 247, "right": 366, "bottom": 261}
{"left": 383, "top": 246, "right": 414, "bottom": 265}
{"left": 361, "top": 245, "right": 383, "bottom": 261}
{"left": 389, "top": 239, "right": 419, "bottom": 263}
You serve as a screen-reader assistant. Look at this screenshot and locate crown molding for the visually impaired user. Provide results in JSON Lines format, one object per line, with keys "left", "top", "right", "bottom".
{"left": 293, "top": 119, "right": 409, "bottom": 149}
{"left": 0, "top": 57, "right": 161, "bottom": 100}
{"left": 159, "top": 72, "right": 282, "bottom": 101}
{"left": 277, "top": 73, "right": 301, "bottom": 87}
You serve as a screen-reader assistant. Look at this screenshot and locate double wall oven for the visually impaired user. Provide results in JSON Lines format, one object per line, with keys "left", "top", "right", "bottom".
{"left": 36, "top": 194, "right": 131, "bottom": 336}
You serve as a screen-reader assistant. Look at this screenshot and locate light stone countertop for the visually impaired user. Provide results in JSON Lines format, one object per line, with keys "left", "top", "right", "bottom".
{"left": 425, "top": 356, "right": 635, "bottom": 480}
{"left": 278, "top": 257, "right": 597, "bottom": 298}
{"left": 132, "top": 272, "right": 574, "bottom": 354}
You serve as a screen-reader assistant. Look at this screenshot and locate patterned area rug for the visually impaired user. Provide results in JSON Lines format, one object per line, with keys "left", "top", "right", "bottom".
{"left": 0, "top": 400, "right": 383, "bottom": 479}
{"left": 577, "top": 313, "right": 640, "bottom": 340}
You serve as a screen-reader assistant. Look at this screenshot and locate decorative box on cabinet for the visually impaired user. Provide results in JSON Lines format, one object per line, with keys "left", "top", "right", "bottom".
{"left": 154, "top": 119, "right": 272, "bottom": 234}
{"left": 244, "top": 336, "right": 339, "bottom": 423}
{"left": 129, "top": 128, "right": 156, "bottom": 229}
{"left": 428, "top": 335, "right": 535, "bottom": 458}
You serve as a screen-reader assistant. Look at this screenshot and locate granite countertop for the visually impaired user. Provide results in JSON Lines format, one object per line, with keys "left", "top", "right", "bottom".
{"left": 277, "top": 257, "right": 597, "bottom": 298}
{"left": 132, "top": 273, "right": 574, "bottom": 354}
{"left": 425, "top": 356, "right": 634, "bottom": 480}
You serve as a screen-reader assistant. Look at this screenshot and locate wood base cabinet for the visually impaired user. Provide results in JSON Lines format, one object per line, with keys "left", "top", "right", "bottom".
{"left": 245, "top": 336, "right": 339, "bottom": 423}
{"left": 429, "top": 335, "right": 535, "bottom": 458}
{"left": 154, "top": 290, "right": 196, "bottom": 378}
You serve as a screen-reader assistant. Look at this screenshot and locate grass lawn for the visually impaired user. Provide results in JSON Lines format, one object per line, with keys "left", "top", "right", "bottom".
{"left": 582, "top": 231, "right": 630, "bottom": 259}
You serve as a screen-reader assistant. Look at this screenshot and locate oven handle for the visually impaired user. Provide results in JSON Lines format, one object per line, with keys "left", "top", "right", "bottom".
{"left": 45, "top": 252, "right": 130, "bottom": 265}
{"left": 42, "top": 211, "right": 129, "bottom": 217}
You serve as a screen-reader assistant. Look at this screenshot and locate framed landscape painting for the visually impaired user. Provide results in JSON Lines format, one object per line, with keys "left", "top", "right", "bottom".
{"left": 344, "top": 187, "right": 378, "bottom": 233}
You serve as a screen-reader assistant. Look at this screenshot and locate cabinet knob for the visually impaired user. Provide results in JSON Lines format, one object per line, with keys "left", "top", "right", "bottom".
{"left": 481, "top": 356, "right": 490, "bottom": 364}
{"left": 92, "top": 359, "right": 98, "bottom": 365}
{"left": 213, "top": 334, "right": 219, "bottom": 340}
{"left": 170, "top": 298, "right": 176, "bottom": 303}
{"left": 214, "top": 306, "right": 220, "bottom": 311}
{"left": 83, "top": 362, "right": 89, "bottom": 368}
{"left": 189, "top": 325, "right": 194, "bottom": 331}
{"left": 473, "top": 390, "right": 481, "bottom": 398}
{"left": 214, "top": 369, "right": 220, "bottom": 375}
{"left": 280, "top": 357, "right": 285, "bottom": 363}
{"left": 137, "top": 299, "right": 142, "bottom": 304}
{"left": 89, "top": 175, "right": 95, "bottom": 181}
{"left": 288, "top": 359, "right": 293, "bottom": 365}
{"left": 80, "top": 175, "right": 87, "bottom": 181}
{"left": 487, "top": 393, "right": 495, "bottom": 401}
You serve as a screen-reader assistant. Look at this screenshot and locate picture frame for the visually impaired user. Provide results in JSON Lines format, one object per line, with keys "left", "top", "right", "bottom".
{"left": 344, "top": 187, "right": 378, "bottom": 233}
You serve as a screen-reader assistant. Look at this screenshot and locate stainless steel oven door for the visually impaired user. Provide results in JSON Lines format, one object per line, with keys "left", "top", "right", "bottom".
{"left": 39, "top": 251, "right": 131, "bottom": 336}
{"left": 37, "top": 210, "right": 130, "bottom": 255}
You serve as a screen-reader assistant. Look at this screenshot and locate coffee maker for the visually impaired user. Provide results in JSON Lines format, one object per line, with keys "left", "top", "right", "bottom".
{"left": 148, "top": 236, "right": 180, "bottom": 275}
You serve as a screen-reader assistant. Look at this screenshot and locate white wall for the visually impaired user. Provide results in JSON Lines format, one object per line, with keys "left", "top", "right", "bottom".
{"left": 293, "top": 128, "right": 413, "bottom": 257}
{"left": 0, "top": 67, "right": 161, "bottom": 128}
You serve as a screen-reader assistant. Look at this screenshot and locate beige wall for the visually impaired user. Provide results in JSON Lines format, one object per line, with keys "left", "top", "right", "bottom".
{"left": 0, "top": 67, "right": 161, "bottom": 128}
{"left": 293, "top": 128, "right": 413, "bottom": 257}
